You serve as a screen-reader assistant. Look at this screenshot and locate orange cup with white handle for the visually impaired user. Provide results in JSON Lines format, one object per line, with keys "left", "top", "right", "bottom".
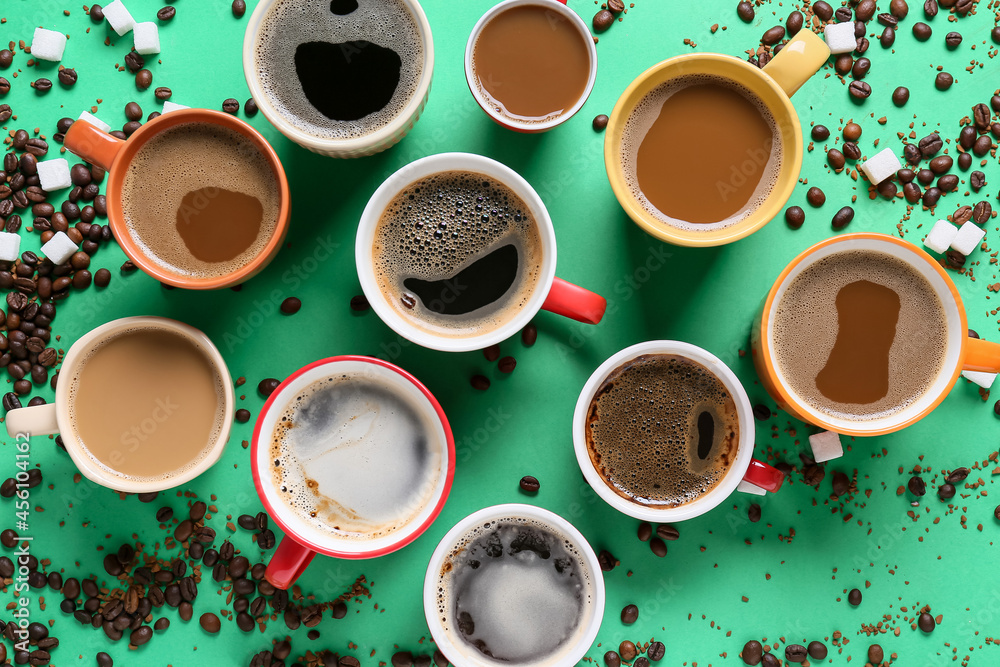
{"left": 63, "top": 109, "right": 291, "bottom": 289}
{"left": 751, "top": 232, "right": 1000, "bottom": 436}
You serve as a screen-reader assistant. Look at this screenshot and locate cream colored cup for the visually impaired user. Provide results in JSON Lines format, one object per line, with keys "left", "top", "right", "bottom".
{"left": 4, "top": 317, "right": 234, "bottom": 493}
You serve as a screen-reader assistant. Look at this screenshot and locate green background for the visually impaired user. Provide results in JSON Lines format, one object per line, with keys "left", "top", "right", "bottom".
{"left": 2, "top": 0, "right": 999, "bottom": 665}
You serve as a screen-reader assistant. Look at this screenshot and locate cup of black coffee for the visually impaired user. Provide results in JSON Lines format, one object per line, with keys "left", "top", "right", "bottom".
{"left": 243, "top": 0, "right": 434, "bottom": 157}
{"left": 423, "top": 503, "right": 605, "bottom": 667}
{"left": 356, "top": 152, "right": 607, "bottom": 352}
{"left": 573, "top": 341, "right": 785, "bottom": 522}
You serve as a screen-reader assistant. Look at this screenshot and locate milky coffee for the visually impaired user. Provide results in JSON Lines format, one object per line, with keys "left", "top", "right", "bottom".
{"left": 372, "top": 170, "right": 544, "bottom": 339}
{"left": 270, "top": 372, "right": 443, "bottom": 541}
{"left": 70, "top": 327, "right": 227, "bottom": 482}
{"left": 120, "top": 123, "right": 280, "bottom": 280}
{"left": 254, "top": 0, "right": 424, "bottom": 140}
{"left": 434, "top": 516, "right": 595, "bottom": 664}
{"left": 772, "top": 249, "right": 948, "bottom": 422}
{"left": 620, "top": 75, "right": 782, "bottom": 230}
{"left": 585, "top": 354, "right": 740, "bottom": 508}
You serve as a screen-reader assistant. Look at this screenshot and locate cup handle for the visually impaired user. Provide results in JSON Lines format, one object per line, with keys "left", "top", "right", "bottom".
{"left": 742, "top": 458, "right": 785, "bottom": 492}
{"left": 963, "top": 338, "right": 1000, "bottom": 373}
{"left": 761, "top": 29, "right": 832, "bottom": 97}
{"left": 64, "top": 119, "right": 125, "bottom": 171}
{"left": 541, "top": 277, "right": 607, "bottom": 324}
{"left": 5, "top": 404, "right": 59, "bottom": 438}
{"left": 264, "top": 536, "right": 317, "bottom": 590}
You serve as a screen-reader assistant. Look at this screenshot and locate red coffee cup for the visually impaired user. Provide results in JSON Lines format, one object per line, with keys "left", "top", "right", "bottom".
{"left": 252, "top": 356, "right": 455, "bottom": 589}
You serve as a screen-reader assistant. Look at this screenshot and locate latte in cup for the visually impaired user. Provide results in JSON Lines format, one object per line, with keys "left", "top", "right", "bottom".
{"left": 269, "top": 371, "right": 444, "bottom": 540}
{"left": 371, "top": 170, "right": 544, "bottom": 339}
{"left": 253, "top": 0, "right": 425, "bottom": 141}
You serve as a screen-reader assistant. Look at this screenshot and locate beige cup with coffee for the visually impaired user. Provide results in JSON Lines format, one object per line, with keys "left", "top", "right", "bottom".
{"left": 5, "top": 317, "right": 235, "bottom": 493}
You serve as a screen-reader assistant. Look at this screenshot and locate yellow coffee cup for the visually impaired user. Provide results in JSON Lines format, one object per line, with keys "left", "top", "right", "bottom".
{"left": 604, "top": 30, "right": 831, "bottom": 247}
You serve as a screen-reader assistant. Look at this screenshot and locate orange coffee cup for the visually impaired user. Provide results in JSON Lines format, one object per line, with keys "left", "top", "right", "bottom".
{"left": 751, "top": 233, "right": 1000, "bottom": 436}
{"left": 64, "top": 109, "right": 291, "bottom": 289}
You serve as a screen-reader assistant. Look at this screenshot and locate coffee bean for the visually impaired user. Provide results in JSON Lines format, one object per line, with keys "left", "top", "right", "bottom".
{"left": 957, "top": 151, "right": 971, "bottom": 170}
{"left": 649, "top": 537, "right": 667, "bottom": 557}
{"left": 123, "top": 101, "right": 143, "bottom": 121}
{"left": 785, "top": 206, "right": 805, "bottom": 229}
{"left": 938, "top": 483, "right": 956, "bottom": 499}
{"left": 935, "top": 72, "right": 953, "bottom": 90}
{"left": 498, "top": 356, "right": 516, "bottom": 373}
{"left": 618, "top": 641, "right": 637, "bottom": 662}
{"left": 973, "top": 135, "right": 993, "bottom": 157}
{"left": 245, "top": 98, "right": 258, "bottom": 117}
{"left": 33, "top": 78, "right": 53, "bottom": 93}
{"left": 880, "top": 26, "right": 895, "bottom": 47}
{"left": 994, "top": 26, "right": 1000, "bottom": 45}
{"left": 647, "top": 641, "right": 666, "bottom": 661}
{"left": 58, "top": 68, "right": 78, "bottom": 87}
{"left": 943, "top": 31, "right": 963, "bottom": 48}
{"left": 848, "top": 588, "right": 862, "bottom": 605}
{"left": 593, "top": 9, "right": 614, "bottom": 31}
{"left": 521, "top": 322, "right": 537, "bottom": 346}
{"left": 222, "top": 98, "right": 240, "bottom": 114}
{"left": 877, "top": 12, "right": 898, "bottom": 28}
{"left": 470, "top": 374, "right": 490, "bottom": 390}
{"left": 762, "top": 26, "right": 785, "bottom": 45}
{"left": 232, "top": 0, "right": 247, "bottom": 17}
{"left": 834, "top": 54, "right": 853, "bottom": 76}
{"left": 742, "top": 640, "right": 763, "bottom": 665}
{"left": 519, "top": 475, "right": 539, "bottom": 493}
{"left": 0, "top": 50, "right": 11, "bottom": 69}
{"left": 851, "top": 58, "right": 871, "bottom": 79}
{"left": 946, "top": 467, "right": 970, "bottom": 484}
{"left": 919, "top": 133, "right": 943, "bottom": 157}
{"left": 199, "top": 612, "right": 221, "bottom": 633}
{"left": 917, "top": 168, "right": 935, "bottom": 185}
{"left": 970, "top": 171, "right": 985, "bottom": 191}
{"left": 918, "top": 611, "right": 935, "bottom": 632}
{"left": 913, "top": 22, "right": 932, "bottom": 40}
{"left": 391, "top": 652, "right": 413, "bottom": 667}
{"left": 157, "top": 6, "right": 176, "bottom": 20}
{"left": 922, "top": 0, "right": 938, "bottom": 16}
{"left": 604, "top": 651, "right": 621, "bottom": 667}
{"left": 877, "top": 180, "right": 897, "bottom": 199}
{"left": 855, "top": 0, "right": 876, "bottom": 21}
{"left": 938, "top": 174, "right": 958, "bottom": 192}
{"left": 0, "top": 77, "right": 9, "bottom": 96}
{"left": 827, "top": 149, "right": 845, "bottom": 171}
{"left": 929, "top": 155, "right": 951, "bottom": 173}
{"left": 597, "top": 549, "right": 618, "bottom": 571}
{"left": 281, "top": 296, "right": 301, "bottom": 314}
{"left": 785, "top": 645, "right": 807, "bottom": 663}
{"left": 786, "top": 11, "right": 804, "bottom": 36}
{"left": 848, "top": 81, "right": 871, "bottom": 100}
{"left": 843, "top": 142, "right": 861, "bottom": 160}
{"left": 832, "top": 206, "right": 854, "bottom": 230}
{"left": 347, "top": 294, "right": 370, "bottom": 312}
{"left": 922, "top": 186, "right": 942, "bottom": 207}
{"left": 737, "top": 1, "right": 755, "bottom": 22}
{"left": 868, "top": 644, "right": 884, "bottom": 663}
{"left": 803, "top": 187, "right": 826, "bottom": 208}
{"left": 811, "top": 126, "right": 830, "bottom": 143}
{"left": 995, "top": 505, "right": 1000, "bottom": 520}
{"left": 835, "top": 6, "right": 852, "bottom": 22}
{"left": 90, "top": 3, "right": 105, "bottom": 21}
{"left": 972, "top": 103, "right": 991, "bottom": 132}
{"left": 592, "top": 114, "right": 610, "bottom": 132}
{"left": 3, "top": 392, "right": 21, "bottom": 412}
{"left": 973, "top": 201, "right": 992, "bottom": 225}
{"left": 890, "top": 86, "right": 910, "bottom": 107}
{"left": 135, "top": 69, "right": 152, "bottom": 90}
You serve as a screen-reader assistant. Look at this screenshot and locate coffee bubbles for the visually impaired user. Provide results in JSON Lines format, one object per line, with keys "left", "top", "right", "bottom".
{"left": 270, "top": 373, "right": 443, "bottom": 540}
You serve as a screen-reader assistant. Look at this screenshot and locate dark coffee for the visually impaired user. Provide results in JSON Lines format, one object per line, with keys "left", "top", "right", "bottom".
{"left": 372, "top": 171, "right": 544, "bottom": 338}
{"left": 772, "top": 250, "right": 948, "bottom": 421}
{"left": 434, "top": 517, "right": 594, "bottom": 662}
{"left": 255, "top": 0, "right": 424, "bottom": 140}
{"left": 585, "top": 354, "right": 740, "bottom": 507}
{"left": 621, "top": 75, "right": 782, "bottom": 229}
{"left": 120, "top": 123, "right": 280, "bottom": 279}
{"left": 270, "top": 372, "right": 443, "bottom": 540}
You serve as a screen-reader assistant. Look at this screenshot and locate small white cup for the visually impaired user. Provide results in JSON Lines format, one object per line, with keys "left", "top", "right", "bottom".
{"left": 423, "top": 503, "right": 605, "bottom": 667}
{"left": 242, "top": 0, "right": 435, "bottom": 158}
{"left": 465, "top": 0, "right": 598, "bottom": 133}
{"left": 355, "top": 152, "right": 606, "bottom": 353}
{"left": 572, "top": 341, "right": 785, "bottom": 523}
{"left": 4, "top": 317, "right": 234, "bottom": 494}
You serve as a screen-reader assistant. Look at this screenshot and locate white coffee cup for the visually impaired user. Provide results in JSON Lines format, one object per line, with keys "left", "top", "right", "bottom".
{"left": 464, "top": 0, "right": 598, "bottom": 133}
{"left": 572, "top": 341, "right": 785, "bottom": 523}
{"left": 242, "top": 0, "right": 434, "bottom": 158}
{"left": 423, "top": 503, "right": 605, "bottom": 667}
{"left": 4, "top": 317, "right": 234, "bottom": 494}
{"left": 356, "top": 152, "right": 606, "bottom": 352}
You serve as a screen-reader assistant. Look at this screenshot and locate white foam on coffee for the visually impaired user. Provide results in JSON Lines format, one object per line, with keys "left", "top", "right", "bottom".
{"left": 119, "top": 123, "right": 280, "bottom": 280}
{"left": 66, "top": 327, "right": 228, "bottom": 484}
{"left": 372, "top": 171, "right": 544, "bottom": 339}
{"left": 772, "top": 250, "right": 948, "bottom": 421}
{"left": 255, "top": 0, "right": 424, "bottom": 140}
{"left": 270, "top": 373, "right": 442, "bottom": 541}
{"left": 620, "top": 75, "right": 783, "bottom": 232}
{"left": 435, "top": 517, "right": 595, "bottom": 666}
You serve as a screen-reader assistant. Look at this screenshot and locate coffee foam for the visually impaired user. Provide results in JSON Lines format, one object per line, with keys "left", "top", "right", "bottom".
{"left": 372, "top": 170, "right": 544, "bottom": 339}
{"left": 585, "top": 354, "right": 740, "bottom": 507}
{"left": 255, "top": 0, "right": 423, "bottom": 140}
{"left": 772, "top": 250, "right": 948, "bottom": 421}
{"left": 620, "top": 75, "right": 782, "bottom": 232}
{"left": 67, "top": 327, "right": 227, "bottom": 484}
{"left": 120, "top": 123, "right": 280, "bottom": 280}
{"left": 270, "top": 373, "right": 442, "bottom": 541}
{"left": 435, "top": 517, "right": 594, "bottom": 665}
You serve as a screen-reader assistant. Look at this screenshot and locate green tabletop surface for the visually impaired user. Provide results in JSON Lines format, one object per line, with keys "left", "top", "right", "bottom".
{"left": 1, "top": 0, "right": 999, "bottom": 665}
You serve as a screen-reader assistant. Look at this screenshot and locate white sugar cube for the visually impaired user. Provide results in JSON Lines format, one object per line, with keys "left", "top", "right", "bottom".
{"left": 0, "top": 233, "right": 21, "bottom": 262}
{"left": 103, "top": 0, "right": 136, "bottom": 36}
{"left": 161, "top": 101, "right": 190, "bottom": 114}
{"left": 737, "top": 479, "right": 767, "bottom": 496}
{"left": 824, "top": 22, "right": 857, "bottom": 54}
{"left": 36, "top": 158, "right": 72, "bottom": 192}
{"left": 859, "top": 148, "right": 902, "bottom": 185}
{"left": 951, "top": 222, "right": 986, "bottom": 256}
{"left": 133, "top": 22, "right": 160, "bottom": 55}
{"left": 30, "top": 27, "right": 67, "bottom": 62}
{"left": 809, "top": 430, "right": 843, "bottom": 463}
{"left": 923, "top": 220, "right": 958, "bottom": 254}
{"left": 41, "top": 232, "right": 79, "bottom": 265}
{"left": 78, "top": 111, "right": 110, "bottom": 133}
{"left": 962, "top": 370, "right": 997, "bottom": 389}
